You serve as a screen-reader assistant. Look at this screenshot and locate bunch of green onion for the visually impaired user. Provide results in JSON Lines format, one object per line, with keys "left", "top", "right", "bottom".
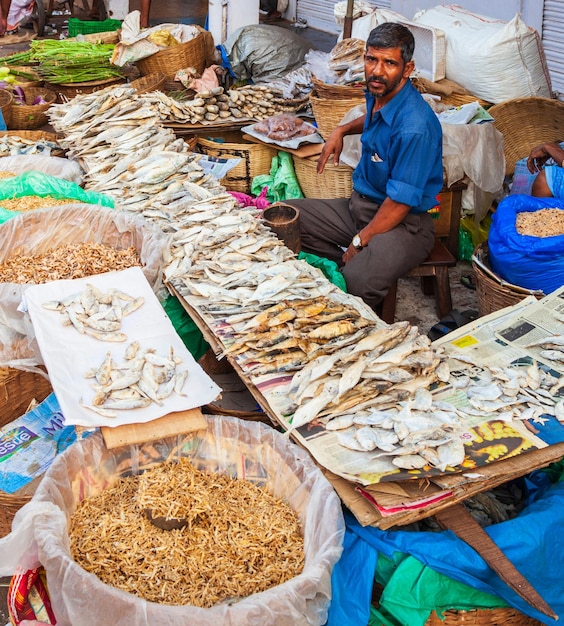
{"left": 1, "top": 40, "right": 124, "bottom": 84}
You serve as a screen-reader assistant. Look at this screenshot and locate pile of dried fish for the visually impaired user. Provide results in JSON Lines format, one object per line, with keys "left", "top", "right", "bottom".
{"left": 0, "top": 243, "right": 140, "bottom": 284}
{"left": 42, "top": 284, "right": 143, "bottom": 341}
{"left": 283, "top": 321, "right": 450, "bottom": 433}
{"left": 81, "top": 344, "right": 188, "bottom": 417}
{"left": 0, "top": 134, "right": 61, "bottom": 156}
{"left": 70, "top": 458, "right": 304, "bottom": 607}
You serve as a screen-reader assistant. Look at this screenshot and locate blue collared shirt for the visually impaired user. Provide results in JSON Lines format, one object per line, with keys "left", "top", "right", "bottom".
{"left": 352, "top": 80, "right": 443, "bottom": 214}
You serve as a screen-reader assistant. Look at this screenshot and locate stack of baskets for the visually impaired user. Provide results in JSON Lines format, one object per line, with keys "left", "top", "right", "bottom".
{"left": 0, "top": 366, "right": 53, "bottom": 538}
{"left": 136, "top": 26, "right": 210, "bottom": 79}
{"left": 293, "top": 154, "right": 353, "bottom": 199}
{"left": 309, "top": 76, "right": 365, "bottom": 140}
{"left": 196, "top": 130, "right": 277, "bottom": 194}
{"left": 8, "top": 87, "right": 56, "bottom": 130}
{"left": 472, "top": 242, "right": 544, "bottom": 317}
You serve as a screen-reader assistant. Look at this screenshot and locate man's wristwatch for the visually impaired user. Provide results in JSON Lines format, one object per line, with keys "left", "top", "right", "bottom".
{"left": 352, "top": 233, "right": 363, "bottom": 250}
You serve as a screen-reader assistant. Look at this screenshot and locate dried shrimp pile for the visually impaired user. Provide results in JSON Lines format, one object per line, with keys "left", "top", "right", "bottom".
{"left": 0, "top": 242, "right": 140, "bottom": 283}
{"left": 0, "top": 171, "right": 16, "bottom": 179}
{"left": 516, "top": 208, "right": 564, "bottom": 237}
{"left": 69, "top": 458, "right": 304, "bottom": 607}
{"left": 0, "top": 196, "right": 78, "bottom": 212}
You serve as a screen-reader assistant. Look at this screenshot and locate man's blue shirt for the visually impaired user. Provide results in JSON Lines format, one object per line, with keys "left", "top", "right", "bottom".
{"left": 352, "top": 80, "right": 443, "bottom": 214}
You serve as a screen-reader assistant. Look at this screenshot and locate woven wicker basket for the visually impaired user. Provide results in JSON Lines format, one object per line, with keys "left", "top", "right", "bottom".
{"left": 309, "top": 90, "right": 365, "bottom": 140}
{"left": 311, "top": 75, "right": 365, "bottom": 100}
{"left": 440, "top": 92, "right": 492, "bottom": 109}
{"left": 136, "top": 29, "right": 208, "bottom": 78}
{"left": 426, "top": 607, "right": 543, "bottom": 625}
{"left": 47, "top": 76, "right": 125, "bottom": 103}
{"left": 293, "top": 154, "right": 353, "bottom": 199}
{"left": 0, "top": 367, "right": 53, "bottom": 538}
{"left": 129, "top": 72, "right": 167, "bottom": 94}
{"left": 0, "top": 88, "right": 13, "bottom": 127}
{"left": 472, "top": 242, "right": 544, "bottom": 317}
{"left": 196, "top": 130, "right": 277, "bottom": 194}
{"left": 8, "top": 87, "right": 56, "bottom": 130}
{"left": 488, "top": 96, "right": 564, "bottom": 176}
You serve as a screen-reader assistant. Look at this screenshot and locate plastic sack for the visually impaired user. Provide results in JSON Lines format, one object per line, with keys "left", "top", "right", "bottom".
{"left": 0, "top": 205, "right": 171, "bottom": 373}
{"left": 220, "top": 24, "right": 313, "bottom": 83}
{"left": 162, "top": 293, "right": 209, "bottom": 361}
{"left": 0, "top": 419, "right": 345, "bottom": 626}
{"left": 298, "top": 252, "right": 347, "bottom": 292}
{"left": 0, "top": 171, "right": 113, "bottom": 224}
{"left": 0, "top": 155, "right": 84, "bottom": 184}
{"left": 251, "top": 151, "right": 304, "bottom": 203}
{"left": 413, "top": 6, "right": 552, "bottom": 104}
{"left": 488, "top": 194, "right": 564, "bottom": 294}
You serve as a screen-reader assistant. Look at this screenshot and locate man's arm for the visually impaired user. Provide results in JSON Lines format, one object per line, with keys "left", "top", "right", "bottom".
{"left": 342, "top": 196, "right": 410, "bottom": 263}
{"left": 317, "top": 114, "right": 366, "bottom": 174}
{"left": 527, "top": 141, "right": 564, "bottom": 173}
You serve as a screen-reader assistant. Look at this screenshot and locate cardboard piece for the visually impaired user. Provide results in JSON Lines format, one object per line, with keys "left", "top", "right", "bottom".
{"left": 101, "top": 407, "right": 207, "bottom": 449}
{"left": 242, "top": 133, "right": 324, "bottom": 158}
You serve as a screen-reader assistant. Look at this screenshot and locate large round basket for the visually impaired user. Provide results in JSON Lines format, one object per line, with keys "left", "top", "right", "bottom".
{"left": 440, "top": 92, "right": 492, "bottom": 109}
{"left": 8, "top": 87, "right": 57, "bottom": 130}
{"left": 196, "top": 130, "right": 277, "bottom": 194}
{"left": 488, "top": 96, "right": 564, "bottom": 176}
{"left": 47, "top": 76, "right": 125, "bottom": 103}
{"left": 136, "top": 30, "right": 208, "bottom": 78}
{"left": 129, "top": 72, "right": 167, "bottom": 94}
{"left": 0, "top": 88, "right": 14, "bottom": 127}
{"left": 426, "top": 607, "right": 543, "bottom": 625}
{"left": 311, "top": 75, "right": 366, "bottom": 100}
{"left": 293, "top": 154, "right": 353, "bottom": 199}
{"left": 309, "top": 90, "right": 365, "bottom": 140}
{"left": 472, "top": 242, "right": 544, "bottom": 317}
{"left": 0, "top": 366, "right": 53, "bottom": 538}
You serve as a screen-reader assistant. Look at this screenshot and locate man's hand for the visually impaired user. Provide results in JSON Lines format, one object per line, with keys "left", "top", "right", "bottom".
{"left": 527, "top": 144, "right": 551, "bottom": 173}
{"left": 317, "top": 129, "right": 344, "bottom": 174}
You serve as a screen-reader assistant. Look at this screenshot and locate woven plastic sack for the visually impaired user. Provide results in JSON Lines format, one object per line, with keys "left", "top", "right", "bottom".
{"left": 0, "top": 204, "right": 171, "bottom": 372}
{"left": 0, "top": 418, "right": 345, "bottom": 626}
{"left": 413, "top": 6, "right": 552, "bottom": 104}
{"left": 488, "top": 194, "right": 564, "bottom": 294}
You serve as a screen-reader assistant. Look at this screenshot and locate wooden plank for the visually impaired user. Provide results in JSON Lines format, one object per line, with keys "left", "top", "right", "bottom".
{"left": 435, "top": 504, "right": 558, "bottom": 620}
{"left": 101, "top": 407, "right": 207, "bottom": 449}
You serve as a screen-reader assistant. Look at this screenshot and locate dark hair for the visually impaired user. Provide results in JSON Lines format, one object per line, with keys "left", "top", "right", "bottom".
{"left": 366, "top": 22, "right": 415, "bottom": 63}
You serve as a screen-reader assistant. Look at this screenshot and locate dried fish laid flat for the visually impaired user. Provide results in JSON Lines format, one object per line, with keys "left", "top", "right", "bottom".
{"left": 81, "top": 344, "right": 189, "bottom": 418}
{"left": 42, "top": 283, "right": 144, "bottom": 341}
{"left": 69, "top": 458, "right": 305, "bottom": 607}
{"left": 0, "top": 242, "right": 141, "bottom": 284}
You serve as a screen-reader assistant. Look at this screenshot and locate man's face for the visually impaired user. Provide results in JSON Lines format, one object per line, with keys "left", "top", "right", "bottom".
{"left": 364, "top": 45, "right": 414, "bottom": 99}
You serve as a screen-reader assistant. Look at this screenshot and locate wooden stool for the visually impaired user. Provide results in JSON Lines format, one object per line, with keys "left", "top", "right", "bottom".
{"left": 380, "top": 179, "right": 467, "bottom": 324}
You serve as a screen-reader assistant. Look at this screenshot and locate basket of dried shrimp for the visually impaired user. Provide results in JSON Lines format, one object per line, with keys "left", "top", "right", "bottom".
{"left": 309, "top": 90, "right": 365, "bottom": 140}
{"left": 293, "top": 153, "right": 353, "bottom": 199}
{"left": 6, "top": 417, "right": 344, "bottom": 625}
{"left": 8, "top": 87, "right": 56, "bottom": 130}
{"left": 0, "top": 365, "right": 53, "bottom": 538}
{"left": 472, "top": 242, "right": 544, "bottom": 317}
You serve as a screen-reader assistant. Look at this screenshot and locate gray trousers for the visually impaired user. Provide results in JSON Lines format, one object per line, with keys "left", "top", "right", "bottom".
{"left": 286, "top": 191, "right": 435, "bottom": 311}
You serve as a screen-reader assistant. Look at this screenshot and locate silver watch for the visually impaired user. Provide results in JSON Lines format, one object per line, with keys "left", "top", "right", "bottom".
{"left": 352, "top": 234, "right": 363, "bottom": 250}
